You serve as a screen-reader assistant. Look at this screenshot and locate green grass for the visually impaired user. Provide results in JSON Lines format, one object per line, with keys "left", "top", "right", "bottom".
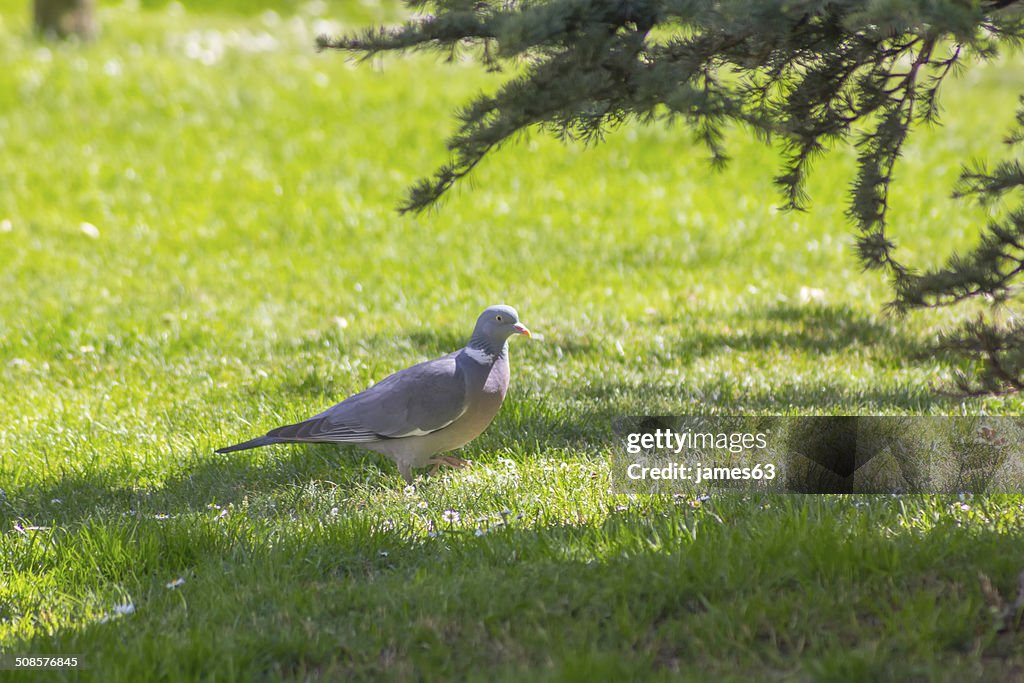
{"left": 2, "top": 0, "right": 1024, "bottom": 679}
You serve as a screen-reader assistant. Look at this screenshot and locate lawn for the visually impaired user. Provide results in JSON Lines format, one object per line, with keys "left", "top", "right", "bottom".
{"left": 1, "top": 0, "right": 1024, "bottom": 680}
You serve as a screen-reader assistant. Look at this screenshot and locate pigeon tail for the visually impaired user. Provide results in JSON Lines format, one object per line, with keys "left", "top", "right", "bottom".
{"left": 216, "top": 435, "right": 277, "bottom": 454}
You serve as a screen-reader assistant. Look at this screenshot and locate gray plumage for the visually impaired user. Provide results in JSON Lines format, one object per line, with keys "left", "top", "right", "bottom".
{"left": 217, "top": 305, "right": 531, "bottom": 483}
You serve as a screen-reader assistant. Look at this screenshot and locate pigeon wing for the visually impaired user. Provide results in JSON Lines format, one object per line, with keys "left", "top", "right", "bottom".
{"left": 266, "top": 354, "right": 467, "bottom": 443}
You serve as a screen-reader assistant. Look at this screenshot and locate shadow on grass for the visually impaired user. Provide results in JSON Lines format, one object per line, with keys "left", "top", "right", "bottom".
{"left": 8, "top": 497, "right": 1024, "bottom": 680}
{"left": 265, "top": 302, "right": 947, "bottom": 413}
{"left": 568, "top": 377, "right": 962, "bottom": 412}
{"left": 400, "top": 304, "right": 928, "bottom": 362}
{"left": 0, "top": 444, "right": 368, "bottom": 529}
{"left": 663, "top": 303, "right": 932, "bottom": 361}
{"left": 0, "top": 402, "right": 596, "bottom": 530}
{"left": 274, "top": 303, "right": 939, "bottom": 396}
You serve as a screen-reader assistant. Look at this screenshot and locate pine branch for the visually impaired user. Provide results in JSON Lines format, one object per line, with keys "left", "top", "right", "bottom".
{"left": 940, "top": 315, "right": 1024, "bottom": 394}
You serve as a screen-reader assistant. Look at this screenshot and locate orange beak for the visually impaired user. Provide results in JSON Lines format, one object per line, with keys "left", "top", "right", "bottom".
{"left": 513, "top": 322, "right": 531, "bottom": 337}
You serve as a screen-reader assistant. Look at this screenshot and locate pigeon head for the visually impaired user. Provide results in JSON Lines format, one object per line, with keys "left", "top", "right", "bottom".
{"left": 470, "top": 304, "right": 531, "bottom": 353}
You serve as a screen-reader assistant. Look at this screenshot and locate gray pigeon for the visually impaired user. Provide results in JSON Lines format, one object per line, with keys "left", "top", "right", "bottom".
{"left": 216, "top": 305, "right": 531, "bottom": 483}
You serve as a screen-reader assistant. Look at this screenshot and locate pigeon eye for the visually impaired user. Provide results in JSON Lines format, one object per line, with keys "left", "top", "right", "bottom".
{"left": 495, "top": 314, "right": 503, "bottom": 322}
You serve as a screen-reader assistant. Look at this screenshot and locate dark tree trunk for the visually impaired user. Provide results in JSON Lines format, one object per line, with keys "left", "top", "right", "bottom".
{"left": 33, "top": 0, "right": 97, "bottom": 40}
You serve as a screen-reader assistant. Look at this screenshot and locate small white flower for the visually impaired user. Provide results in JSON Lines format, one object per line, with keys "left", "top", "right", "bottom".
{"left": 417, "top": 501, "right": 428, "bottom": 509}
{"left": 80, "top": 222, "right": 100, "bottom": 238}
{"left": 404, "top": 485, "right": 417, "bottom": 496}
{"left": 166, "top": 577, "right": 185, "bottom": 589}
{"left": 260, "top": 9, "right": 280, "bottom": 26}
{"left": 0, "top": 218, "right": 12, "bottom": 232}
{"left": 378, "top": 551, "right": 389, "bottom": 557}
{"left": 113, "top": 603, "right": 135, "bottom": 615}
{"left": 442, "top": 509, "right": 460, "bottom": 523}
{"left": 330, "top": 507, "right": 339, "bottom": 516}
{"left": 799, "top": 286, "right": 825, "bottom": 304}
